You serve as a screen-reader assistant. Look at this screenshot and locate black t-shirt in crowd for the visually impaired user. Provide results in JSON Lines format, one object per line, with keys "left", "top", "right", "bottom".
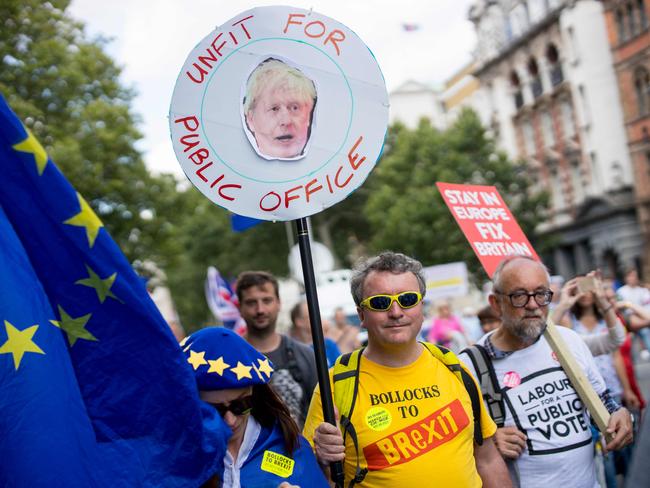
{"left": 264, "top": 334, "right": 317, "bottom": 428}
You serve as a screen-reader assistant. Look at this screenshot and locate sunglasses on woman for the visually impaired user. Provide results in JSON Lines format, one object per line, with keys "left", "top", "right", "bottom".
{"left": 360, "top": 291, "right": 423, "bottom": 311}
{"left": 208, "top": 395, "right": 253, "bottom": 417}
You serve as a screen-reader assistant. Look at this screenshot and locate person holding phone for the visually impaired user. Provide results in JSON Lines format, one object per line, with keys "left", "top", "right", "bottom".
{"left": 552, "top": 272, "right": 632, "bottom": 488}
{"left": 552, "top": 272, "right": 626, "bottom": 356}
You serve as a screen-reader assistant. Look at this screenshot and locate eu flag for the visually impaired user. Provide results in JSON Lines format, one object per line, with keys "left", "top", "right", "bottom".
{"left": 0, "top": 95, "right": 229, "bottom": 486}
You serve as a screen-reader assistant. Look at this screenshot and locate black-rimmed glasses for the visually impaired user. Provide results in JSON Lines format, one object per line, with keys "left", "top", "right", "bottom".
{"left": 494, "top": 289, "right": 553, "bottom": 308}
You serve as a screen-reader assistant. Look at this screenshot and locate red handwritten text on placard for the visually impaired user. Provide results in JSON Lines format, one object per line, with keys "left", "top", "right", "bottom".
{"left": 258, "top": 136, "right": 366, "bottom": 212}
{"left": 283, "top": 13, "right": 346, "bottom": 55}
{"left": 185, "top": 15, "right": 254, "bottom": 84}
{"left": 174, "top": 116, "right": 242, "bottom": 201}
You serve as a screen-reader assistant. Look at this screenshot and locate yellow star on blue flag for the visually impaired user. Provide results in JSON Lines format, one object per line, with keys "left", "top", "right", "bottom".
{"left": 12, "top": 127, "right": 48, "bottom": 175}
{"left": 49, "top": 305, "right": 97, "bottom": 347}
{"left": 0, "top": 87, "right": 227, "bottom": 486}
{"left": 0, "top": 320, "right": 45, "bottom": 370}
{"left": 75, "top": 264, "right": 121, "bottom": 303}
{"left": 64, "top": 193, "right": 104, "bottom": 247}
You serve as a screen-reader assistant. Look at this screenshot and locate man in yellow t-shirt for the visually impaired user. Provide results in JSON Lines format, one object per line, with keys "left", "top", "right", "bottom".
{"left": 303, "top": 252, "right": 510, "bottom": 487}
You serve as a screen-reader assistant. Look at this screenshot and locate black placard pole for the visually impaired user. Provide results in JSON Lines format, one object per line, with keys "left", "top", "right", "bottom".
{"left": 295, "top": 217, "right": 344, "bottom": 487}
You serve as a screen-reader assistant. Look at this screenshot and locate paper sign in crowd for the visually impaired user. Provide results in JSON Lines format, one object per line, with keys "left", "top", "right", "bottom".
{"left": 436, "top": 182, "right": 539, "bottom": 278}
{"left": 169, "top": 6, "right": 388, "bottom": 221}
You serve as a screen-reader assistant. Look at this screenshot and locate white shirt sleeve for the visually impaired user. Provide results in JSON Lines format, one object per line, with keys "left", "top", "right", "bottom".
{"left": 579, "top": 319, "right": 626, "bottom": 357}
{"left": 559, "top": 326, "right": 607, "bottom": 396}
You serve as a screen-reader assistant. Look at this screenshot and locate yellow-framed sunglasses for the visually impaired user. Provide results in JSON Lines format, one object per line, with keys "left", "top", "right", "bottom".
{"left": 360, "top": 291, "right": 423, "bottom": 311}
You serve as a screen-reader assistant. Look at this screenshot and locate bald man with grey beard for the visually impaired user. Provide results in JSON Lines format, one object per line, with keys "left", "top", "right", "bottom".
{"left": 459, "top": 255, "right": 633, "bottom": 488}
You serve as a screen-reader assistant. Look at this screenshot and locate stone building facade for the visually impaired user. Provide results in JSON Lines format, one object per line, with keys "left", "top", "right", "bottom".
{"left": 469, "top": 0, "right": 643, "bottom": 280}
{"left": 602, "top": 0, "right": 650, "bottom": 278}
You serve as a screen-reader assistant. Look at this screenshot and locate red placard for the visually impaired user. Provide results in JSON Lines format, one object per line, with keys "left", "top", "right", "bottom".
{"left": 436, "top": 182, "right": 539, "bottom": 278}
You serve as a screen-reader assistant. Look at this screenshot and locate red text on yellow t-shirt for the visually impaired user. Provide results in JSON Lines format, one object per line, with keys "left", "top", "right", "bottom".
{"left": 362, "top": 399, "right": 470, "bottom": 470}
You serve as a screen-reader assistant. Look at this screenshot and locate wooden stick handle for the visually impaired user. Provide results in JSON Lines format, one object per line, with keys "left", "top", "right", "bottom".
{"left": 543, "top": 319, "right": 611, "bottom": 439}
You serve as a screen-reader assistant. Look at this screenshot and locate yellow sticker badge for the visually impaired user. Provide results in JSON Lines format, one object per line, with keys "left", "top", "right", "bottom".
{"left": 365, "top": 406, "right": 392, "bottom": 431}
{"left": 261, "top": 450, "right": 295, "bottom": 478}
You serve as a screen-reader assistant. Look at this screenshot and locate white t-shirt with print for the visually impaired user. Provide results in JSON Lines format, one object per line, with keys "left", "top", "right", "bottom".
{"left": 460, "top": 326, "right": 606, "bottom": 488}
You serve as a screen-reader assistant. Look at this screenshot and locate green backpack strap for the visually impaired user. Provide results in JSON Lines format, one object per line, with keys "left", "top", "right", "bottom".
{"left": 332, "top": 348, "right": 367, "bottom": 488}
{"left": 421, "top": 342, "right": 484, "bottom": 445}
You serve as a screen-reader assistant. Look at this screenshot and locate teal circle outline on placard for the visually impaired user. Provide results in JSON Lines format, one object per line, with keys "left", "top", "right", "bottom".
{"left": 199, "top": 37, "right": 354, "bottom": 184}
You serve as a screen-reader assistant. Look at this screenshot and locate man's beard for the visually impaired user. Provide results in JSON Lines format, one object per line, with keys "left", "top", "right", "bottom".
{"left": 504, "top": 315, "right": 546, "bottom": 344}
{"left": 245, "top": 316, "right": 276, "bottom": 338}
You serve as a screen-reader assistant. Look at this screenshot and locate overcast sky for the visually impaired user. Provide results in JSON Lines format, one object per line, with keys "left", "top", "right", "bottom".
{"left": 68, "top": 0, "right": 477, "bottom": 177}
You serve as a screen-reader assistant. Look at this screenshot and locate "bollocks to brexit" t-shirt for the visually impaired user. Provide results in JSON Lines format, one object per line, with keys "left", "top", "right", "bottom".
{"left": 303, "top": 346, "right": 496, "bottom": 487}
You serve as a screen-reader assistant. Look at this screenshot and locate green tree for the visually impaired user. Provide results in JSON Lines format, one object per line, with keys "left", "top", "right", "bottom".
{"left": 363, "top": 109, "right": 548, "bottom": 280}
{"left": 0, "top": 0, "right": 175, "bottom": 265}
{"left": 163, "top": 186, "right": 293, "bottom": 332}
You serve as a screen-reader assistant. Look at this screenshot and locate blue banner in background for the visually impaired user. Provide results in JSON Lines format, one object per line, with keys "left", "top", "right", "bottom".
{"left": 231, "top": 213, "right": 263, "bottom": 232}
{"left": 0, "top": 95, "right": 229, "bottom": 487}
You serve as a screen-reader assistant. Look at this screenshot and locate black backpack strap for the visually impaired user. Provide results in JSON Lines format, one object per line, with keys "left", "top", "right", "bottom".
{"left": 462, "top": 344, "right": 505, "bottom": 427}
{"left": 339, "top": 417, "right": 368, "bottom": 488}
{"left": 283, "top": 336, "right": 303, "bottom": 384}
{"left": 459, "top": 367, "right": 484, "bottom": 445}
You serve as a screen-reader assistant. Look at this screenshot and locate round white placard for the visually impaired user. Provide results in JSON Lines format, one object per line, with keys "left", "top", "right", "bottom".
{"left": 169, "top": 6, "right": 388, "bottom": 221}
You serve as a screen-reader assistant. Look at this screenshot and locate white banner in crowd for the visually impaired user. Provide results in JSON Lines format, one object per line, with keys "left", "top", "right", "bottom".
{"left": 422, "top": 262, "right": 469, "bottom": 300}
{"left": 169, "top": 6, "right": 389, "bottom": 221}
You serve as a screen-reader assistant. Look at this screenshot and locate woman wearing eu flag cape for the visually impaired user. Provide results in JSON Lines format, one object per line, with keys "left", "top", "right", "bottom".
{"left": 183, "top": 327, "right": 327, "bottom": 488}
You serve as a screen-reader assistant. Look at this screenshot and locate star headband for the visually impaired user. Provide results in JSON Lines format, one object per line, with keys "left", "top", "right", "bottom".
{"left": 182, "top": 327, "right": 273, "bottom": 390}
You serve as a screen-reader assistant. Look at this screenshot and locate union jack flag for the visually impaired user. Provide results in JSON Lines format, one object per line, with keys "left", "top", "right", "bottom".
{"left": 205, "top": 266, "right": 246, "bottom": 333}
{"left": 402, "top": 23, "right": 420, "bottom": 32}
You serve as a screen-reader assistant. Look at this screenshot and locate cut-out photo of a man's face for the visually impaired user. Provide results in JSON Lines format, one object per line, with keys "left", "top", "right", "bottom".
{"left": 243, "top": 58, "right": 317, "bottom": 160}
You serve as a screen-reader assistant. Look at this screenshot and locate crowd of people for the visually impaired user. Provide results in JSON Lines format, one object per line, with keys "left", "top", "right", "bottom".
{"left": 179, "top": 253, "right": 650, "bottom": 487}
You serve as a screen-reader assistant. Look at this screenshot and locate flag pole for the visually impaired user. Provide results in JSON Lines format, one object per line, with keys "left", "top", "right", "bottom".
{"left": 295, "top": 217, "right": 344, "bottom": 487}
